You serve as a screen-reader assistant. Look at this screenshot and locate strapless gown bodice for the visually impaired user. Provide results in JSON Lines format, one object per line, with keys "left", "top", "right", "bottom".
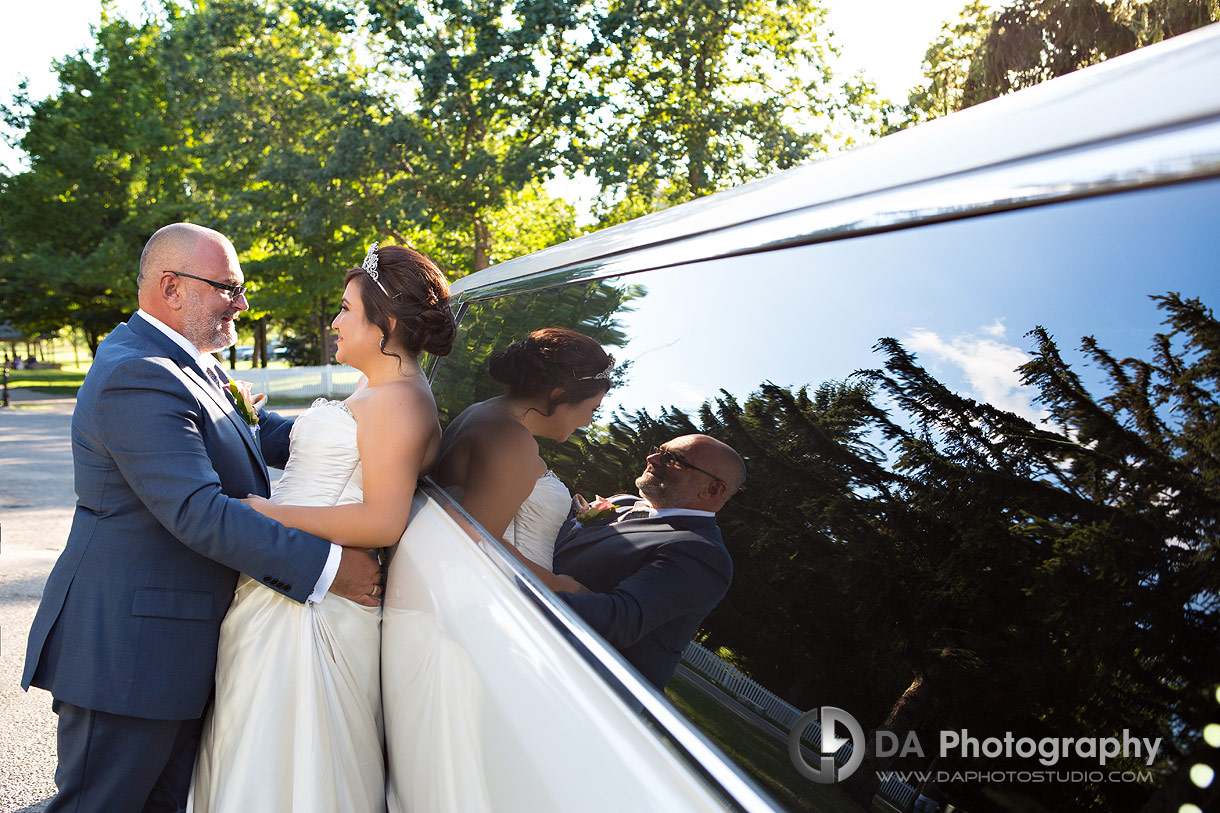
{"left": 503, "top": 470, "right": 571, "bottom": 570}
{"left": 272, "top": 399, "right": 363, "bottom": 507}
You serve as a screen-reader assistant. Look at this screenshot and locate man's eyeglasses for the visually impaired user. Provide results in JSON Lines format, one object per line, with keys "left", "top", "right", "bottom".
{"left": 168, "top": 271, "right": 247, "bottom": 299}
{"left": 650, "top": 445, "right": 723, "bottom": 483}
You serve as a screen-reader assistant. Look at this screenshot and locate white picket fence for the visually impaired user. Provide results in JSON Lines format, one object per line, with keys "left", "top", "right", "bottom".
{"left": 680, "top": 641, "right": 917, "bottom": 805}
{"left": 222, "top": 364, "right": 361, "bottom": 399}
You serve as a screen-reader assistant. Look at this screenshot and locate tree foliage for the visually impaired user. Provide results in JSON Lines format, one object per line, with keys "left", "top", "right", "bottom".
{"left": 357, "top": 0, "right": 601, "bottom": 272}
{"left": 0, "top": 15, "right": 191, "bottom": 352}
{"left": 904, "top": 0, "right": 1219, "bottom": 125}
{"left": 586, "top": 0, "right": 879, "bottom": 214}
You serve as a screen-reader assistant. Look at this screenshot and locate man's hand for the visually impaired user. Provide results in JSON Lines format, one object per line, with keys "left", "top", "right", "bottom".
{"left": 329, "top": 547, "right": 382, "bottom": 607}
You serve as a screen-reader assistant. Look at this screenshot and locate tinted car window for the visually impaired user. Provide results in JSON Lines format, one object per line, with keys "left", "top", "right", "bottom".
{"left": 429, "top": 176, "right": 1220, "bottom": 812}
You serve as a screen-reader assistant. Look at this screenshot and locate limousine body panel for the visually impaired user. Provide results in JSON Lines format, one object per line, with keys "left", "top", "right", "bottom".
{"left": 383, "top": 487, "right": 779, "bottom": 812}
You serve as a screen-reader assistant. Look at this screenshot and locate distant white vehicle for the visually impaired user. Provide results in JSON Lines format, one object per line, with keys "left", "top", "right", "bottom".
{"left": 383, "top": 25, "right": 1220, "bottom": 812}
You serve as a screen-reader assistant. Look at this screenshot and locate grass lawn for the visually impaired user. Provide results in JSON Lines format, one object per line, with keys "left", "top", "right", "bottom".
{"left": 665, "top": 678, "right": 866, "bottom": 813}
{"left": 3, "top": 367, "right": 89, "bottom": 396}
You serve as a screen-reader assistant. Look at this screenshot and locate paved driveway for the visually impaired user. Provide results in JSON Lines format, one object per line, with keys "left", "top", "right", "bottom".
{"left": 1, "top": 392, "right": 75, "bottom": 812}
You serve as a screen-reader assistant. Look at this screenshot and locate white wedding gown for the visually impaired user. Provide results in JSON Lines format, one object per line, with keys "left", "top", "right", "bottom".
{"left": 382, "top": 470, "right": 572, "bottom": 813}
{"left": 502, "top": 469, "right": 571, "bottom": 570}
{"left": 190, "top": 400, "right": 385, "bottom": 813}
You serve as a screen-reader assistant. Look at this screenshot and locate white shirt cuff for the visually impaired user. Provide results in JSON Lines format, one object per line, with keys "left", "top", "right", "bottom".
{"left": 308, "top": 544, "right": 342, "bottom": 603}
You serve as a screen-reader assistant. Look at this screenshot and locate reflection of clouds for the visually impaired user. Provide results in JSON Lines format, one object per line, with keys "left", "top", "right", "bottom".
{"left": 670, "top": 381, "right": 708, "bottom": 409}
{"left": 982, "top": 319, "right": 1007, "bottom": 338}
{"left": 905, "top": 324, "right": 1046, "bottom": 422}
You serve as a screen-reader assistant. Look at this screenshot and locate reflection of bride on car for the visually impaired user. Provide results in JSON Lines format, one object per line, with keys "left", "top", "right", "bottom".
{"left": 433, "top": 327, "right": 615, "bottom": 590}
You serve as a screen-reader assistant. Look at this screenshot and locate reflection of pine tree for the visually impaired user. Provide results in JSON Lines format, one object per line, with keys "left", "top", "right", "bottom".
{"left": 561, "top": 293, "right": 1218, "bottom": 812}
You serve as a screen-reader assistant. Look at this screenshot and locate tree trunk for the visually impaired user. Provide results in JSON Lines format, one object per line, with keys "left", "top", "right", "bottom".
{"left": 846, "top": 651, "right": 952, "bottom": 808}
{"left": 317, "top": 311, "right": 331, "bottom": 366}
{"left": 473, "top": 217, "right": 492, "bottom": 272}
{"left": 254, "top": 318, "right": 268, "bottom": 368}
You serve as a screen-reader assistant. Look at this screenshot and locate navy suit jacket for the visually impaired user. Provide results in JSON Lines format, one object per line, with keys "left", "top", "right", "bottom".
{"left": 22, "top": 313, "right": 331, "bottom": 720}
{"left": 552, "top": 506, "right": 733, "bottom": 689}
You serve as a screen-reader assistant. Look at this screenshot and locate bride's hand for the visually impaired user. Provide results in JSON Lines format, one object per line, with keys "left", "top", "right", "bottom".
{"left": 243, "top": 494, "right": 273, "bottom": 516}
{"left": 251, "top": 392, "right": 268, "bottom": 411}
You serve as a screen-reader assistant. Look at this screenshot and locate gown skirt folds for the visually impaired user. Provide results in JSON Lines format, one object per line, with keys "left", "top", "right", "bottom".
{"left": 190, "top": 401, "right": 386, "bottom": 813}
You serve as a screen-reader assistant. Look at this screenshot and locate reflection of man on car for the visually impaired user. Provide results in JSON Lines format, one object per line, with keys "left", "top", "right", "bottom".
{"left": 553, "top": 434, "right": 745, "bottom": 688}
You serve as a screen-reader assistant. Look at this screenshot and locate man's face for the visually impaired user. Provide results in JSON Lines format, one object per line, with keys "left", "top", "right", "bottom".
{"left": 635, "top": 437, "right": 721, "bottom": 509}
{"left": 178, "top": 240, "right": 248, "bottom": 353}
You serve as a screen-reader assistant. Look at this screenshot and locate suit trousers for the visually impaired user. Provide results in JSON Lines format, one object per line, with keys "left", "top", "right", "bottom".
{"left": 47, "top": 700, "right": 202, "bottom": 813}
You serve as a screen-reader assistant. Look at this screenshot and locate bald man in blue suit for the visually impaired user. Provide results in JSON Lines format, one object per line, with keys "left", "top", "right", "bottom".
{"left": 554, "top": 435, "right": 745, "bottom": 689}
{"left": 23, "top": 223, "right": 381, "bottom": 812}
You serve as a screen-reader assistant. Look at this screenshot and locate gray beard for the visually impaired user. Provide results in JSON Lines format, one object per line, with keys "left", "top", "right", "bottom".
{"left": 182, "top": 313, "right": 237, "bottom": 354}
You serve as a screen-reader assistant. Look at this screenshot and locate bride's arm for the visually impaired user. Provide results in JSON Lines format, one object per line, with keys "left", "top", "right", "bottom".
{"left": 245, "top": 385, "right": 428, "bottom": 547}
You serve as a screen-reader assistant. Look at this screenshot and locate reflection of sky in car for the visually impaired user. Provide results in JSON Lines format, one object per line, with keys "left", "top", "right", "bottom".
{"left": 600, "top": 179, "right": 1219, "bottom": 426}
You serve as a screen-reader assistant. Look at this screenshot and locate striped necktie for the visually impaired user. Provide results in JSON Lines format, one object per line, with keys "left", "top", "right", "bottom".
{"left": 205, "top": 365, "right": 228, "bottom": 392}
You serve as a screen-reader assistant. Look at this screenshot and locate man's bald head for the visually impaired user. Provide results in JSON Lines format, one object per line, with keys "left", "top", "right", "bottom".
{"left": 137, "top": 223, "right": 233, "bottom": 292}
{"left": 689, "top": 434, "right": 747, "bottom": 497}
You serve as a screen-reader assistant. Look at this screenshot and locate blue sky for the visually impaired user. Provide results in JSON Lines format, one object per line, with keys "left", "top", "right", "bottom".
{"left": 594, "top": 180, "right": 1220, "bottom": 423}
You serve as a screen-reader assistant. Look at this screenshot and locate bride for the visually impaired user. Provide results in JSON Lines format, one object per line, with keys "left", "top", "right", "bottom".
{"left": 434, "top": 328, "right": 614, "bottom": 588}
{"left": 188, "top": 244, "right": 456, "bottom": 812}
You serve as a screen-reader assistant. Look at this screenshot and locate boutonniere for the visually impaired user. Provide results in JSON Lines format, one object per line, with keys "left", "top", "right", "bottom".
{"left": 226, "top": 379, "right": 260, "bottom": 427}
{"left": 572, "top": 495, "right": 617, "bottom": 529}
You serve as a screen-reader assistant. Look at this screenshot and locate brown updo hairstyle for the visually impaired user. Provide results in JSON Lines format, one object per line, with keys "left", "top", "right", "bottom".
{"left": 343, "top": 244, "right": 457, "bottom": 362}
{"left": 488, "top": 328, "right": 614, "bottom": 415}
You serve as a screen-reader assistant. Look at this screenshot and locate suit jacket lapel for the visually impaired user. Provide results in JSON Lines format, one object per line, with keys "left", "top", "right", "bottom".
{"left": 127, "top": 314, "right": 271, "bottom": 490}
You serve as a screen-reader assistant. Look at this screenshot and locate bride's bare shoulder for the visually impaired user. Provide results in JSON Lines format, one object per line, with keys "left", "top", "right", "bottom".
{"left": 346, "top": 376, "right": 438, "bottom": 429}
{"left": 446, "top": 401, "right": 535, "bottom": 456}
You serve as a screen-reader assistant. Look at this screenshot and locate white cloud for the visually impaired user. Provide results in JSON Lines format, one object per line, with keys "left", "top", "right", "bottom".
{"left": 905, "top": 326, "right": 1046, "bottom": 422}
{"left": 669, "top": 381, "right": 709, "bottom": 410}
{"left": 981, "top": 319, "right": 1007, "bottom": 338}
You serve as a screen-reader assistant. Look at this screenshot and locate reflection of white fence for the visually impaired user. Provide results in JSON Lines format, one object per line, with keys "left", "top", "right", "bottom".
{"left": 683, "top": 642, "right": 809, "bottom": 732}
{"left": 877, "top": 773, "right": 918, "bottom": 808}
{"left": 681, "top": 641, "right": 917, "bottom": 805}
{"left": 225, "top": 364, "right": 361, "bottom": 399}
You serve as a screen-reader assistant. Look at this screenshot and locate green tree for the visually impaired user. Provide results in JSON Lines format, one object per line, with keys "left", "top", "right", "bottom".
{"left": 902, "top": 1, "right": 993, "bottom": 125}
{"left": 164, "top": 0, "right": 387, "bottom": 365}
{"left": 351, "top": 0, "right": 601, "bottom": 272}
{"left": 0, "top": 15, "right": 191, "bottom": 353}
{"left": 588, "top": 0, "right": 876, "bottom": 211}
{"left": 905, "top": 0, "right": 1219, "bottom": 124}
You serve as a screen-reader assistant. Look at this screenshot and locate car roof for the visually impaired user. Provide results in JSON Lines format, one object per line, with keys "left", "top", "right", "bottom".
{"left": 450, "top": 22, "right": 1220, "bottom": 298}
